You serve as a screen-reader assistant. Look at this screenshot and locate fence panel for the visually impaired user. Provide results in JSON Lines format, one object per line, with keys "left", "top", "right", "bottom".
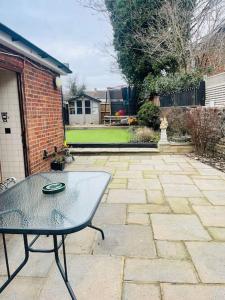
{"left": 160, "top": 81, "right": 205, "bottom": 107}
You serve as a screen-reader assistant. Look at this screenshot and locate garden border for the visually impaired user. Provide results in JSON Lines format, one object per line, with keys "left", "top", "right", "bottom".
{"left": 67, "top": 143, "right": 157, "bottom": 148}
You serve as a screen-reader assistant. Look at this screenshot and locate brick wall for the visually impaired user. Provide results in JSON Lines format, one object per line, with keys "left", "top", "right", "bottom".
{"left": 0, "top": 46, "right": 64, "bottom": 174}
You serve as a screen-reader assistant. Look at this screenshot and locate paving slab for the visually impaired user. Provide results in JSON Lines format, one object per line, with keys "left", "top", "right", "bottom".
{"left": 107, "top": 189, "right": 146, "bottom": 203}
{"left": 39, "top": 255, "right": 123, "bottom": 300}
{"left": 167, "top": 197, "right": 192, "bottom": 213}
{"left": 128, "top": 204, "right": 171, "bottom": 214}
{"left": 159, "top": 175, "right": 193, "bottom": 184}
{"left": 123, "top": 283, "right": 161, "bottom": 300}
{"left": 127, "top": 213, "right": 150, "bottom": 225}
{"left": 114, "top": 171, "right": 143, "bottom": 178}
{"left": 0, "top": 235, "right": 54, "bottom": 277}
{"left": 156, "top": 241, "right": 188, "bottom": 259}
{"left": 1, "top": 154, "right": 225, "bottom": 297}
{"left": 0, "top": 277, "right": 44, "bottom": 300}
{"left": 93, "top": 224, "right": 156, "bottom": 258}
{"left": 193, "top": 206, "right": 225, "bottom": 227}
{"left": 162, "top": 283, "right": 225, "bottom": 300}
{"left": 93, "top": 203, "right": 126, "bottom": 225}
{"left": 188, "top": 197, "right": 210, "bottom": 205}
{"left": 208, "top": 227, "right": 225, "bottom": 241}
{"left": 124, "top": 258, "right": 197, "bottom": 283}
{"left": 186, "top": 242, "right": 225, "bottom": 283}
{"left": 151, "top": 214, "right": 211, "bottom": 241}
{"left": 129, "top": 164, "right": 155, "bottom": 171}
{"left": 203, "top": 191, "right": 225, "bottom": 205}
{"left": 162, "top": 184, "right": 202, "bottom": 197}
{"left": 128, "top": 179, "right": 162, "bottom": 190}
{"left": 65, "top": 228, "right": 96, "bottom": 254}
{"left": 154, "top": 164, "right": 182, "bottom": 171}
{"left": 198, "top": 168, "right": 222, "bottom": 176}
{"left": 147, "top": 190, "right": 165, "bottom": 204}
{"left": 193, "top": 179, "right": 225, "bottom": 191}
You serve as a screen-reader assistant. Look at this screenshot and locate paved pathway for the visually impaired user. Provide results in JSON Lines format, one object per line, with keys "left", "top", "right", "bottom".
{"left": 1, "top": 154, "right": 225, "bottom": 299}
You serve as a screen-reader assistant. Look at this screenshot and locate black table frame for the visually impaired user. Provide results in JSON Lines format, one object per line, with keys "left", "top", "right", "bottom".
{"left": 0, "top": 223, "right": 105, "bottom": 300}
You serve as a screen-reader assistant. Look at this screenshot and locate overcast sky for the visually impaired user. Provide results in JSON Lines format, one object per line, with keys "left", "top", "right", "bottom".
{"left": 0, "top": 0, "right": 126, "bottom": 90}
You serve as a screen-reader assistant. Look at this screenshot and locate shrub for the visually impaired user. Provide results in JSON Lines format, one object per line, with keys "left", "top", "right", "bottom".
{"left": 142, "top": 71, "right": 203, "bottom": 98}
{"left": 131, "top": 127, "right": 159, "bottom": 143}
{"left": 164, "top": 107, "right": 188, "bottom": 138}
{"left": 186, "top": 107, "right": 222, "bottom": 155}
{"left": 137, "top": 102, "right": 160, "bottom": 129}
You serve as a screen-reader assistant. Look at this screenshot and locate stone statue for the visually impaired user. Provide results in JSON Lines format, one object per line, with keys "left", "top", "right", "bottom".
{"left": 160, "top": 117, "right": 168, "bottom": 130}
{"left": 158, "top": 117, "right": 169, "bottom": 145}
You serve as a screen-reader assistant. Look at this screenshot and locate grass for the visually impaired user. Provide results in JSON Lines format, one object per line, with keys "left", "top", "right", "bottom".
{"left": 66, "top": 128, "right": 132, "bottom": 143}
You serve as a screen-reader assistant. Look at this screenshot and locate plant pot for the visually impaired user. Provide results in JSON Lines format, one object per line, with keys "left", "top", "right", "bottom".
{"left": 65, "top": 156, "right": 73, "bottom": 164}
{"left": 50, "top": 161, "right": 65, "bottom": 171}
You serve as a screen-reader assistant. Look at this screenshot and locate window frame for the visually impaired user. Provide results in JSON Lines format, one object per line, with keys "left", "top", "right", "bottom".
{"left": 85, "top": 100, "right": 91, "bottom": 115}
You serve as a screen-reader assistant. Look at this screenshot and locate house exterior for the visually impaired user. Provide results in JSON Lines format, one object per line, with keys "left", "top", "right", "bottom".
{"left": 0, "top": 23, "right": 71, "bottom": 180}
{"left": 68, "top": 93, "right": 101, "bottom": 125}
{"left": 205, "top": 72, "right": 225, "bottom": 107}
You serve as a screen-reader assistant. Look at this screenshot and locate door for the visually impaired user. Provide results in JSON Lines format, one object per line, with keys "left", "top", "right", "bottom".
{"left": 0, "top": 69, "right": 25, "bottom": 181}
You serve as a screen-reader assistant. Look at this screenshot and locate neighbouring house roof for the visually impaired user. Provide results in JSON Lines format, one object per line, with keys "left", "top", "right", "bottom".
{"left": 86, "top": 90, "right": 107, "bottom": 102}
{"left": 0, "top": 23, "right": 72, "bottom": 75}
{"left": 107, "top": 88, "right": 123, "bottom": 101}
{"left": 68, "top": 93, "right": 101, "bottom": 103}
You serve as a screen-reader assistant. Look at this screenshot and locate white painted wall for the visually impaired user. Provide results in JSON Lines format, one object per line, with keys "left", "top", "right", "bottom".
{"left": 0, "top": 69, "right": 25, "bottom": 181}
{"left": 205, "top": 73, "right": 225, "bottom": 107}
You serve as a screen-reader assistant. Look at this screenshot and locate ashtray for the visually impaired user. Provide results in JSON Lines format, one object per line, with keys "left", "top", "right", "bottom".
{"left": 42, "top": 182, "right": 66, "bottom": 194}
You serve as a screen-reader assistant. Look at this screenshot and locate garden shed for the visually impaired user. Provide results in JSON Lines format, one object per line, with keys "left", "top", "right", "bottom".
{"left": 68, "top": 93, "right": 101, "bottom": 125}
{"left": 0, "top": 23, "right": 71, "bottom": 181}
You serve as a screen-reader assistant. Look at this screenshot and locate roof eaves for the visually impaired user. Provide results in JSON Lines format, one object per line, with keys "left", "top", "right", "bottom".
{"left": 0, "top": 23, "right": 72, "bottom": 75}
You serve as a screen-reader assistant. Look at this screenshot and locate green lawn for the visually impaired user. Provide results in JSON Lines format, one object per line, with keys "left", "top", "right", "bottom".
{"left": 66, "top": 128, "right": 132, "bottom": 143}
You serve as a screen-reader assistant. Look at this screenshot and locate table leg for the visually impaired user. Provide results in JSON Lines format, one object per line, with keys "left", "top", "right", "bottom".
{"left": 0, "top": 234, "right": 29, "bottom": 293}
{"left": 53, "top": 235, "right": 77, "bottom": 300}
{"left": 88, "top": 224, "right": 105, "bottom": 240}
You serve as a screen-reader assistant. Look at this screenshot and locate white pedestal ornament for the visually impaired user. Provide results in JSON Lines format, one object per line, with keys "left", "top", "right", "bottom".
{"left": 158, "top": 117, "right": 169, "bottom": 145}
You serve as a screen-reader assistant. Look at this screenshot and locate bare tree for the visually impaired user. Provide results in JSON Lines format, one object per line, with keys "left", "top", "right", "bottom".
{"left": 135, "top": 0, "right": 225, "bottom": 74}
{"left": 76, "top": 0, "right": 107, "bottom": 13}
{"left": 65, "top": 76, "right": 86, "bottom": 99}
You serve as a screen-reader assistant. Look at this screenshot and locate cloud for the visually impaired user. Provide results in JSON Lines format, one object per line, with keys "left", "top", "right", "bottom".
{"left": 0, "top": 0, "right": 126, "bottom": 89}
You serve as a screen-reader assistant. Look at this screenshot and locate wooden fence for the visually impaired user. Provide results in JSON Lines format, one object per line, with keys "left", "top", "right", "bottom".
{"left": 160, "top": 81, "right": 205, "bottom": 107}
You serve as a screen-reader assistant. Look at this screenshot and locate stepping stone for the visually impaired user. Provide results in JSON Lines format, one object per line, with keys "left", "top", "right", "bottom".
{"left": 151, "top": 214, "right": 211, "bottom": 241}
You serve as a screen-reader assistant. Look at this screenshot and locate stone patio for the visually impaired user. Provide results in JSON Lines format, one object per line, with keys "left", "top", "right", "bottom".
{"left": 1, "top": 154, "right": 225, "bottom": 299}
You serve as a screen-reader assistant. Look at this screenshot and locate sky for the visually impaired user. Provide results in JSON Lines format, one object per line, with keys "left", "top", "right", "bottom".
{"left": 0, "top": 0, "right": 126, "bottom": 90}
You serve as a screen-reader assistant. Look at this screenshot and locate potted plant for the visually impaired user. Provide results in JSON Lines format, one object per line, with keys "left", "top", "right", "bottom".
{"left": 50, "top": 153, "right": 65, "bottom": 171}
{"left": 63, "top": 148, "right": 74, "bottom": 164}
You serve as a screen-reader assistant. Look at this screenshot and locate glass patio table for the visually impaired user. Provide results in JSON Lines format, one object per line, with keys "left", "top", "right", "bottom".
{"left": 0, "top": 171, "right": 111, "bottom": 300}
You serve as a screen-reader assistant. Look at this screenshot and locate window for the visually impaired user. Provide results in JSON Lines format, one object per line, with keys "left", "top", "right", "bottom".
{"left": 76, "top": 100, "right": 83, "bottom": 114}
{"left": 69, "top": 102, "right": 75, "bottom": 114}
{"left": 85, "top": 100, "right": 91, "bottom": 114}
